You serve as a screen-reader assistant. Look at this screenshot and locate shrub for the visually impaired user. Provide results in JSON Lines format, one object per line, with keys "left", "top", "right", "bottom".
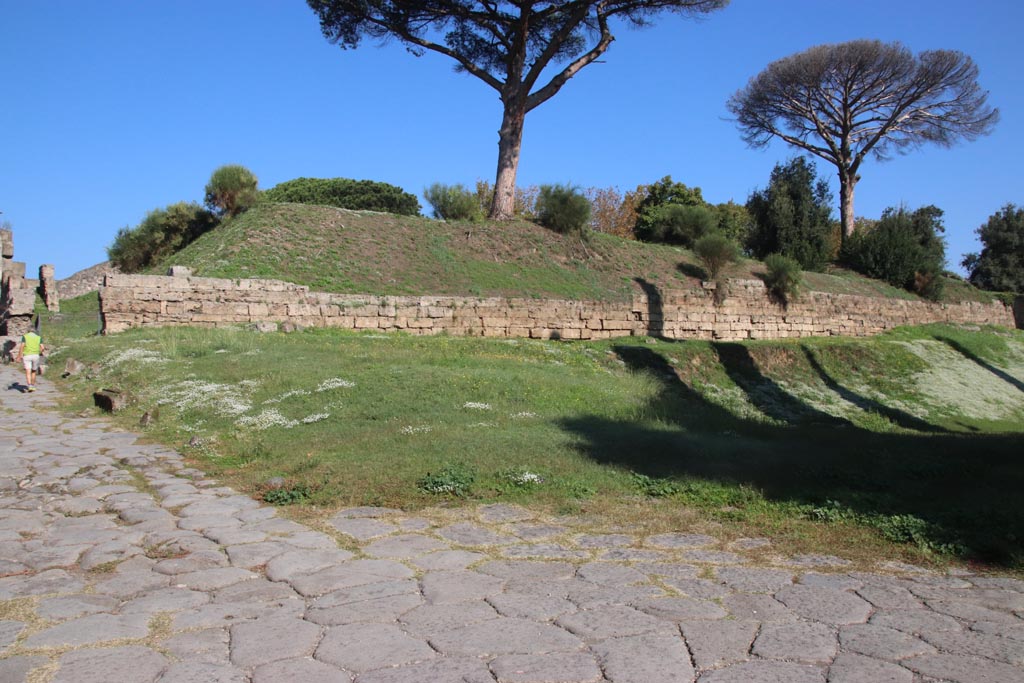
{"left": 843, "top": 205, "right": 946, "bottom": 300}
{"left": 107, "top": 202, "right": 218, "bottom": 272}
{"left": 536, "top": 184, "right": 591, "bottom": 237}
{"left": 423, "top": 183, "right": 483, "bottom": 221}
{"left": 204, "top": 165, "right": 259, "bottom": 218}
{"left": 962, "top": 203, "right": 1024, "bottom": 293}
{"left": 417, "top": 462, "right": 475, "bottom": 497}
{"left": 474, "top": 179, "right": 539, "bottom": 219}
{"left": 763, "top": 253, "right": 803, "bottom": 304}
{"left": 641, "top": 204, "right": 717, "bottom": 247}
{"left": 693, "top": 233, "right": 740, "bottom": 281}
{"left": 264, "top": 177, "right": 421, "bottom": 216}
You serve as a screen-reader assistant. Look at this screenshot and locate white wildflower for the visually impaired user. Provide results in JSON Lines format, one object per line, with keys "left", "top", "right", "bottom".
{"left": 463, "top": 402, "right": 492, "bottom": 410}
{"left": 301, "top": 412, "right": 330, "bottom": 424}
{"left": 400, "top": 425, "right": 432, "bottom": 435}
{"left": 264, "top": 388, "right": 312, "bottom": 404}
{"left": 236, "top": 409, "right": 298, "bottom": 430}
{"left": 510, "top": 411, "right": 538, "bottom": 419}
{"left": 102, "top": 348, "right": 168, "bottom": 368}
{"left": 468, "top": 422, "right": 497, "bottom": 428}
{"left": 317, "top": 378, "right": 356, "bottom": 391}
{"left": 155, "top": 379, "right": 254, "bottom": 417}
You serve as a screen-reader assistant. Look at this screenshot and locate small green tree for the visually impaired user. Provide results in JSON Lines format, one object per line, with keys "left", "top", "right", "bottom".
{"left": 264, "top": 177, "right": 420, "bottom": 215}
{"left": 763, "top": 253, "right": 803, "bottom": 304}
{"left": 108, "top": 202, "right": 217, "bottom": 272}
{"left": 746, "top": 157, "right": 836, "bottom": 271}
{"left": 424, "top": 183, "right": 483, "bottom": 221}
{"left": 693, "top": 233, "right": 740, "bottom": 281}
{"left": 962, "top": 204, "right": 1024, "bottom": 293}
{"left": 536, "top": 184, "right": 591, "bottom": 238}
{"left": 204, "top": 165, "right": 260, "bottom": 218}
{"left": 634, "top": 176, "right": 706, "bottom": 243}
{"left": 843, "top": 205, "right": 947, "bottom": 300}
{"left": 712, "top": 200, "right": 752, "bottom": 246}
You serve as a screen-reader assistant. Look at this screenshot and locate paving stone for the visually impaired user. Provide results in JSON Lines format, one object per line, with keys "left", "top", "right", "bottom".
{"left": 252, "top": 656, "right": 353, "bottom": 683}
{"left": 264, "top": 548, "right": 356, "bottom": 582}
{"left": 784, "top": 554, "right": 851, "bottom": 568}
{"left": 507, "top": 523, "right": 569, "bottom": 540}
{"left": 680, "top": 619, "right": 760, "bottom": 670}
{"left": 289, "top": 559, "right": 415, "bottom": 597}
{"left": 172, "top": 598, "right": 306, "bottom": 630}
{"left": 120, "top": 586, "right": 210, "bottom": 614}
{"left": 431, "top": 616, "right": 585, "bottom": 656}
{"left": 229, "top": 614, "right": 323, "bottom": 668}
{"left": 972, "top": 619, "right": 1024, "bottom": 642}
{"left": 566, "top": 583, "right": 666, "bottom": 609}
{"left": 174, "top": 567, "right": 257, "bottom": 591}
{"left": 925, "top": 597, "right": 1021, "bottom": 624}
{"left": 970, "top": 576, "right": 1024, "bottom": 592}
{"left": 646, "top": 533, "right": 716, "bottom": 549}
{"left": 684, "top": 550, "right": 746, "bottom": 564}
{"left": 437, "top": 522, "right": 518, "bottom": 546}
{"left": 901, "top": 653, "right": 1024, "bottom": 683}
{"left": 592, "top": 633, "right": 695, "bottom": 683}
{"left": 316, "top": 622, "right": 436, "bottom": 672}
{"left": 477, "top": 560, "right": 577, "bottom": 581}
{"left": 488, "top": 592, "right": 577, "bottom": 620}
{"left": 22, "top": 612, "right": 151, "bottom": 648}
{"left": 752, "top": 621, "right": 838, "bottom": 664}
{"left": 399, "top": 601, "right": 501, "bottom": 636}
{"left": 308, "top": 592, "right": 424, "bottom": 625}
{"left": 732, "top": 537, "right": 772, "bottom": 550}
{"left": 597, "top": 548, "right": 667, "bottom": 561}
{"left": 838, "top": 623, "right": 936, "bottom": 660}
{"left": 0, "top": 619, "right": 25, "bottom": 648}
{"left": 825, "top": 652, "right": 912, "bottom": 683}
{"left": 162, "top": 628, "right": 230, "bottom": 664}
{"left": 576, "top": 562, "right": 649, "bottom": 587}
{"left": 214, "top": 577, "right": 301, "bottom": 603}
{"left": 361, "top": 534, "right": 449, "bottom": 559}
{"left": 0, "top": 568, "right": 85, "bottom": 599}
{"left": 556, "top": 605, "right": 677, "bottom": 640}
{"left": 225, "top": 540, "right": 291, "bottom": 568}
{"left": 489, "top": 652, "right": 604, "bottom": 683}
{"left": 328, "top": 517, "right": 399, "bottom": 540}
{"left": 52, "top": 645, "right": 168, "bottom": 683}
{"left": 716, "top": 567, "right": 794, "bottom": 593}
{"left": 662, "top": 578, "right": 731, "bottom": 600}
{"left": 152, "top": 550, "right": 229, "bottom": 574}
{"left": 478, "top": 503, "right": 535, "bottom": 523}
{"left": 157, "top": 661, "right": 248, "bottom": 683}
{"left": 0, "top": 655, "right": 48, "bottom": 683}
{"left": 204, "top": 527, "right": 269, "bottom": 545}
{"left": 407, "top": 549, "right": 485, "bottom": 571}
{"left": 696, "top": 660, "right": 826, "bottom": 682}
{"left": 35, "top": 593, "right": 120, "bottom": 620}
{"left": 633, "top": 596, "right": 728, "bottom": 621}
{"left": 775, "top": 585, "right": 872, "bottom": 625}
{"left": 331, "top": 506, "right": 401, "bottom": 519}
{"left": 869, "top": 608, "right": 965, "bottom": 635}
{"left": 634, "top": 562, "right": 700, "bottom": 581}
{"left": 799, "top": 573, "right": 864, "bottom": 591}
{"left": 502, "top": 544, "right": 590, "bottom": 560}
{"left": 421, "top": 569, "right": 505, "bottom": 603}
{"left": 574, "top": 534, "right": 634, "bottom": 548}
{"left": 722, "top": 593, "right": 798, "bottom": 622}
{"left": 918, "top": 627, "right": 1024, "bottom": 665}
{"left": 353, "top": 657, "right": 495, "bottom": 683}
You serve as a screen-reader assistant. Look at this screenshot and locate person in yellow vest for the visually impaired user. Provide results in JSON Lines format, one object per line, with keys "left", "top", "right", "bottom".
{"left": 14, "top": 330, "right": 45, "bottom": 392}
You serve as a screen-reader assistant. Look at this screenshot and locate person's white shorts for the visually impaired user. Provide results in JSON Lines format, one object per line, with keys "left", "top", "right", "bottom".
{"left": 22, "top": 355, "right": 40, "bottom": 371}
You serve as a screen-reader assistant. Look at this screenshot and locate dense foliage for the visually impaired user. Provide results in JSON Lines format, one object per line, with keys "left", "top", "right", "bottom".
{"left": 746, "top": 157, "right": 836, "bottom": 271}
{"left": 536, "top": 184, "right": 591, "bottom": 237}
{"left": 424, "top": 183, "right": 483, "bottom": 221}
{"left": 962, "top": 204, "right": 1024, "bottom": 293}
{"left": 108, "top": 202, "right": 217, "bottom": 272}
{"left": 763, "top": 253, "right": 803, "bottom": 304}
{"left": 843, "top": 205, "right": 947, "bottom": 300}
{"left": 204, "top": 165, "right": 260, "bottom": 218}
{"left": 693, "top": 233, "right": 740, "bottom": 282}
{"left": 263, "top": 177, "right": 421, "bottom": 216}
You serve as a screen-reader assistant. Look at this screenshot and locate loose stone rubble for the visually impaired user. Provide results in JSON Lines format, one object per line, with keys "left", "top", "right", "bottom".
{"left": 1, "top": 364, "right": 1023, "bottom": 682}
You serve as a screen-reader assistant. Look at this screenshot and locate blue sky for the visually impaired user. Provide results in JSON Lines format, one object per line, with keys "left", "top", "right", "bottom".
{"left": 2, "top": 0, "right": 1020, "bottom": 280}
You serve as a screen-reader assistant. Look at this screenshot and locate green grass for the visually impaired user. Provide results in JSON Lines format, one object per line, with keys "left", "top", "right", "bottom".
{"left": 148, "top": 202, "right": 997, "bottom": 304}
{"left": 40, "top": 296, "right": 1024, "bottom": 571}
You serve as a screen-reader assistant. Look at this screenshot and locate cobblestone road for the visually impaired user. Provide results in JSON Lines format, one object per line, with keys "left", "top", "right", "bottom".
{"left": 1, "top": 365, "right": 1023, "bottom": 682}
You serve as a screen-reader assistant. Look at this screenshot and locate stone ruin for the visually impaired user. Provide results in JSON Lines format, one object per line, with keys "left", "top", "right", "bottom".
{"left": 0, "top": 228, "right": 60, "bottom": 338}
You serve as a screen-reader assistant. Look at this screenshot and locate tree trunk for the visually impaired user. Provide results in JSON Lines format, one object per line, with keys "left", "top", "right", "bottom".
{"left": 839, "top": 170, "right": 857, "bottom": 244}
{"left": 489, "top": 100, "right": 527, "bottom": 221}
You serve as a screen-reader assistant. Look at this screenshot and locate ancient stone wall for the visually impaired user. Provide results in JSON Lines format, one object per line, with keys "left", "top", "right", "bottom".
{"left": 98, "top": 273, "right": 1020, "bottom": 340}
{"left": 58, "top": 261, "right": 121, "bottom": 300}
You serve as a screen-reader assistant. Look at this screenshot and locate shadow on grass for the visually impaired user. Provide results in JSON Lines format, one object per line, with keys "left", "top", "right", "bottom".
{"left": 559, "top": 339, "right": 1024, "bottom": 567}
{"left": 936, "top": 335, "right": 1024, "bottom": 394}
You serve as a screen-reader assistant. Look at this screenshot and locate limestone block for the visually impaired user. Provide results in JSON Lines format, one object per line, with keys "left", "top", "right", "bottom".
{"left": 166, "top": 266, "right": 192, "bottom": 277}
{"left": 354, "top": 316, "right": 381, "bottom": 328}
{"left": 0, "top": 228, "right": 12, "bottom": 257}
{"left": 7, "top": 288, "right": 36, "bottom": 315}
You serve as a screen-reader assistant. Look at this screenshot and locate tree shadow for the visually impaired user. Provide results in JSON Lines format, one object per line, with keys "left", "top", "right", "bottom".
{"left": 632, "top": 277, "right": 665, "bottom": 338}
{"left": 559, "top": 337, "right": 1024, "bottom": 566}
{"left": 799, "top": 345, "right": 948, "bottom": 433}
{"left": 676, "top": 262, "right": 707, "bottom": 281}
{"left": 935, "top": 336, "right": 1024, "bottom": 394}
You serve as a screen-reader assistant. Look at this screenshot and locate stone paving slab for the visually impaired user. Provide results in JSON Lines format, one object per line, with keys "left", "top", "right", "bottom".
{"left": 2, "top": 364, "right": 1024, "bottom": 683}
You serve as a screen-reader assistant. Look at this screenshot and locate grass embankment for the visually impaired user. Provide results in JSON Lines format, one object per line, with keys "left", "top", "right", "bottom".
{"left": 155, "top": 202, "right": 995, "bottom": 303}
{"left": 41, "top": 295, "right": 1024, "bottom": 572}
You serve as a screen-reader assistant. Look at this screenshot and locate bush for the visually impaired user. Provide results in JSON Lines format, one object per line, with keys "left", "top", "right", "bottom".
{"left": 107, "top": 202, "right": 218, "bottom": 272}
{"left": 763, "top": 253, "right": 803, "bottom": 304}
{"left": 640, "top": 204, "right": 717, "bottom": 247}
{"left": 843, "top": 205, "right": 946, "bottom": 300}
{"left": 536, "top": 184, "right": 591, "bottom": 237}
{"left": 693, "top": 233, "right": 740, "bottom": 281}
{"left": 264, "top": 177, "right": 421, "bottom": 216}
{"left": 963, "top": 204, "right": 1024, "bottom": 293}
{"left": 423, "top": 183, "right": 483, "bottom": 221}
{"left": 204, "top": 165, "right": 259, "bottom": 218}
